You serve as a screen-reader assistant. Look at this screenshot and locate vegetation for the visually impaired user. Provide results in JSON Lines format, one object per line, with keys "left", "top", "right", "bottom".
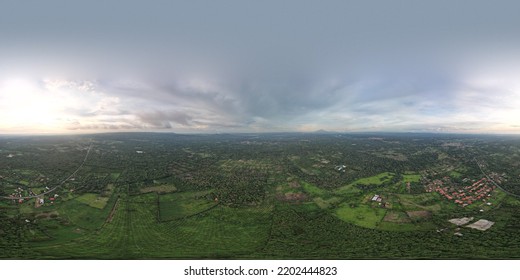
{"left": 76, "top": 193, "right": 110, "bottom": 209}
{"left": 1, "top": 132, "right": 520, "bottom": 259}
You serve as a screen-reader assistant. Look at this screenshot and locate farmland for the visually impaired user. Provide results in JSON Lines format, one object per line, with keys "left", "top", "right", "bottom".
{"left": 2, "top": 132, "right": 520, "bottom": 259}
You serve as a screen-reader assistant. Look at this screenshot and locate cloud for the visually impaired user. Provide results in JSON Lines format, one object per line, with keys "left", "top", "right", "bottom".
{"left": 1, "top": 1, "right": 520, "bottom": 134}
{"left": 137, "top": 111, "right": 190, "bottom": 128}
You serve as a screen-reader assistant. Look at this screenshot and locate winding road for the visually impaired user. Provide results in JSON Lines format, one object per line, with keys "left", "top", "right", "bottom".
{"left": 474, "top": 158, "right": 520, "bottom": 199}
{"left": 1, "top": 144, "right": 93, "bottom": 200}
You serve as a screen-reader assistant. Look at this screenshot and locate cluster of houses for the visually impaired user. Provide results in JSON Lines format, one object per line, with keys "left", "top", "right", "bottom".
{"left": 7, "top": 187, "right": 28, "bottom": 203}
{"left": 7, "top": 186, "right": 58, "bottom": 206}
{"left": 426, "top": 177, "right": 496, "bottom": 207}
{"left": 39, "top": 194, "right": 59, "bottom": 205}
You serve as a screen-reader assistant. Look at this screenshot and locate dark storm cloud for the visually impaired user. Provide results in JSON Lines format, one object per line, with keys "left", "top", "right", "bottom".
{"left": 138, "top": 111, "right": 192, "bottom": 128}
{"left": 1, "top": 0, "right": 520, "bottom": 133}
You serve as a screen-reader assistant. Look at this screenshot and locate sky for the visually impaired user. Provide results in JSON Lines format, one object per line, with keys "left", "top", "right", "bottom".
{"left": 1, "top": 0, "right": 520, "bottom": 134}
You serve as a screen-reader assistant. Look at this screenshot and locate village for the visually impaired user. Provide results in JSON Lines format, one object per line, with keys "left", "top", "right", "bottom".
{"left": 5, "top": 185, "right": 59, "bottom": 206}
{"left": 425, "top": 173, "right": 504, "bottom": 207}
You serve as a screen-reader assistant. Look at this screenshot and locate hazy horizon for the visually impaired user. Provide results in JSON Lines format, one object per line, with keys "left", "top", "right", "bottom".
{"left": 2, "top": 130, "right": 520, "bottom": 138}
{"left": 1, "top": 1, "right": 520, "bottom": 135}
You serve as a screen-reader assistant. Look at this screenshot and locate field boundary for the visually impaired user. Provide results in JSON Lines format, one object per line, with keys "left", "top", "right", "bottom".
{"left": 104, "top": 196, "right": 120, "bottom": 225}
{"left": 158, "top": 202, "right": 220, "bottom": 223}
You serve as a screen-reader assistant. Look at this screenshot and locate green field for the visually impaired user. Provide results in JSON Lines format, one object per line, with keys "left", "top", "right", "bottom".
{"left": 30, "top": 194, "right": 273, "bottom": 259}
{"left": 348, "top": 172, "right": 395, "bottom": 187}
{"left": 159, "top": 190, "right": 216, "bottom": 221}
{"left": 450, "top": 171, "right": 463, "bottom": 178}
{"left": 403, "top": 174, "right": 421, "bottom": 183}
{"left": 313, "top": 196, "right": 341, "bottom": 209}
{"left": 58, "top": 198, "right": 113, "bottom": 230}
{"left": 3, "top": 133, "right": 520, "bottom": 259}
{"left": 301, "top": 181, "right": 327, "bottom": 196}
{"left": 334, "top": 172, "right": 395, "bottom": 197}
{"left": 141, "top": 184, "right": 177, "bottom": 194}
{"left": 76, "top": 193, "right": 109, "bottom": 209}
{"left": 396, "top": 193, "right": 445, "bottom": 212}
{"left": 335, "top": 184, "right": 362, "bottom": 195}
{"left": 335, "top": 203, "right": 386, "bottom": 228}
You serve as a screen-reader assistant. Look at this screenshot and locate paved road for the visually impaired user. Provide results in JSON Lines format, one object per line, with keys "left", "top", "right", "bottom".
{"left": 1, "top": 144, "right": 93, "bottom": 200}
{"left": 474, "top": 158, "right": 520, "bottom": 199}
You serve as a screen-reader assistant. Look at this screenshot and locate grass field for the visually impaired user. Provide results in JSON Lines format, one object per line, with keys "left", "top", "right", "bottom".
{"left": 31, "top": 187, "right": 45, "bottom": 194}
{"left": 383, "top": 210, "right": 412, "bottom": 223}
{"left": 450, "top": 171, "right": 463, "bottom": 178}
{"left": 335, "top": 184, "right": 362, "bottom": 195}
{"left": 58, "top": 199, "right": 110, "bottom": 230}
{"left": 159, "top": 190, "right": 216, "bottom": 221}
{"left": 335, "top": 203, "right": 386, "bottom": 228}
{"left": 32, "top": 194, "right": 273, "bottom": 259}
{"left": 402, "top": 174, "right": 421, "bottom": 183}
{"left": 141, "top": 185, "right": 177, "bottom": 194}
{"left": 334, "top": 172, "right": 395, "bottom": 199}
{"left": 301, "top": 181, "right": 327, "bottom": 197}
{"left": 397, "top": 193, "right": 445, "bottom": 212}
{"left": 313, "top": 197, "right": 341, "bottom": 209}
{"left": 347, "top": 172, "right": 395, "bottom": 188}
{"left": 76, "top": 193, "right": 109, "bottom": 209}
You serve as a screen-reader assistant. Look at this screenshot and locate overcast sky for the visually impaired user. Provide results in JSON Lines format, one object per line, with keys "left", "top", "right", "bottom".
{"left": 1, "top": 0, "right": 520, "bottom": 134}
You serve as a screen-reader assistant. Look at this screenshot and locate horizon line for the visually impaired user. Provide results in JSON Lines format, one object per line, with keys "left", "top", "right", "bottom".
{"left": 1, "top": 130, "right": 520, "bottom": 137}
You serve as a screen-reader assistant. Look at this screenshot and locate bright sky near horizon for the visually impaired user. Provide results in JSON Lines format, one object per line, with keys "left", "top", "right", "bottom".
{"left": 1, "top": 0, "right": 520, "bottom": 134}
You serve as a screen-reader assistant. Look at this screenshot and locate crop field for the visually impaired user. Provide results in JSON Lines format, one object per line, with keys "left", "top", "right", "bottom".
{"left": 2, "top": 133, "right": 520, "bottom": 259}
{"left": 29, "top": 194, "right": 272, "bottom": 259}
{"left": 158, "top": 190, "right": 216, "bottom": 221}
{"left": 58, "top": 198, "right": 113, "bottom": 230}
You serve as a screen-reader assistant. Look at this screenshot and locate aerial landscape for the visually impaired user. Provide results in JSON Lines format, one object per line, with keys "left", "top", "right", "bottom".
{"left": 1, "top": 0, "right": 520, "bottom": 263}
{"left": 1, "top": 132, "right": 520, "bottom": 259}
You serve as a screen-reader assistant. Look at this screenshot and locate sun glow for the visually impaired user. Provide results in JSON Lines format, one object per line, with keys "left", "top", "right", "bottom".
{"left": 0, "top": 78, "right": 64, "bottom": 132}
